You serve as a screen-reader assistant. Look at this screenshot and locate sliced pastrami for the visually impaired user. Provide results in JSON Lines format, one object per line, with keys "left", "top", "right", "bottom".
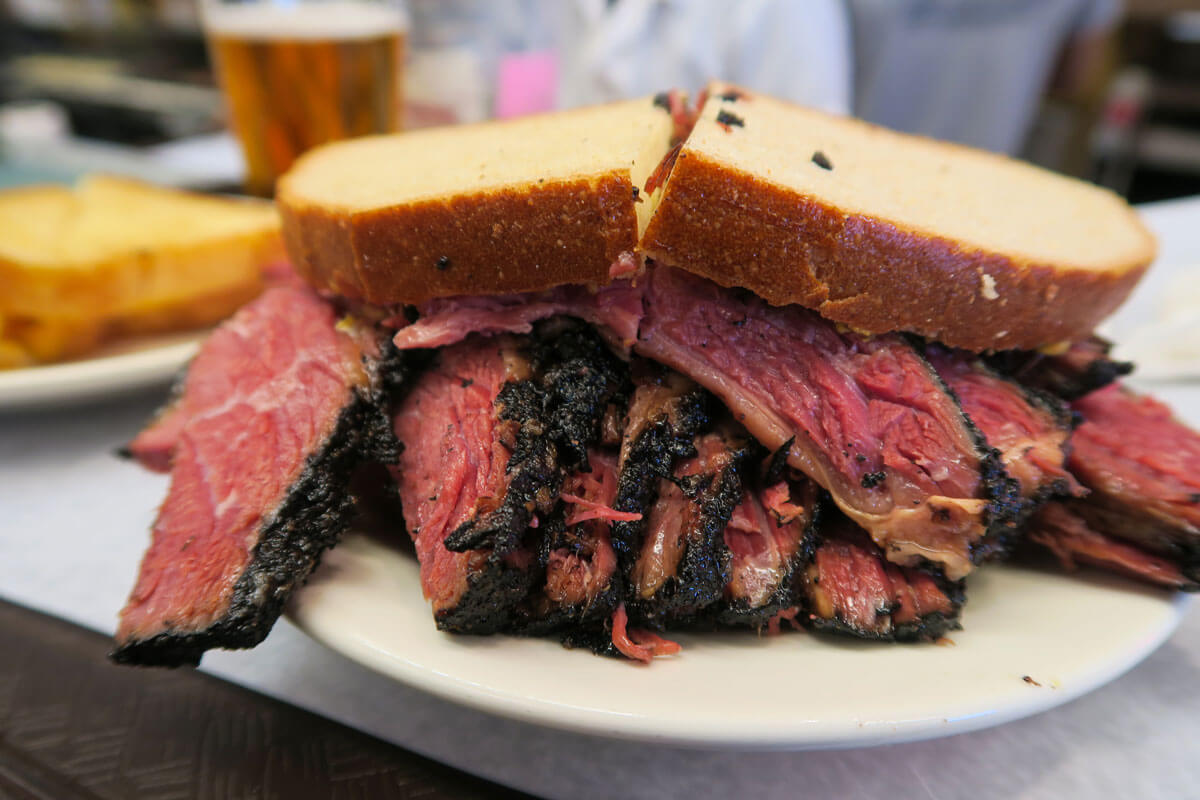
{"left": 637, "top": 266, "right": 1008, "bottom": 580}
{"left": 925, "top": 346, "right": 1077, "bottom": 558}
{"left": 717, "top": 477, "right": 819, "bottom": 627}
{"left": 800, "top": 513, "right": 963, "bottom": 641}
{"left": 391, "top": 335, "right": 535, "bottom": 633}
{"left": 610, "top": 370, "right": 712, "bottom": 571}
{"left": 927, "top": 347, "right": 1074, "bottom": 502}
{"left": 608, "top": 603, "right": 681, "bottom": 663}
{"left": 987, "top": 336, "right": 1132, "bottom": 401}
{"left": 628, "top": 428, "right": 755, "bottom": 627}
{"left": 443, "top": 321, "right": 630, "bottom": 556}
{"left": 125, "top": 302, "right": 405, "bottom": 474}
{"left": 525, "top": 450, "right": 629, "bottom": 632}
{"left": 113, "top": 287, "right": 397, "bottom": 666}
{"left": 1063, "top": 384, "right": 1200, "bottom": 581}
{"left": 390, "top": 280, "right": 643, "bottom": 352}
{"left": 124, "top": 383, "right": 189, "bottom": 473}
{"left": 394, "top": 322, "right": 631, "bottom": 633}
{"left": 1027, "top": 502, "right": 1197, "bottom": 591}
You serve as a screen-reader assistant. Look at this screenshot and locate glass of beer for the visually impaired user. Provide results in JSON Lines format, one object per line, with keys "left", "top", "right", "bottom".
{"left": 202, "top": 0, "right": 408, "bottom": 197}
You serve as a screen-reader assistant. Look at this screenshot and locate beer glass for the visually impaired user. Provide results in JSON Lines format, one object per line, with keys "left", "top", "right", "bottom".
{"left": 201, "top": 0, "right": 408, "bottom": 197}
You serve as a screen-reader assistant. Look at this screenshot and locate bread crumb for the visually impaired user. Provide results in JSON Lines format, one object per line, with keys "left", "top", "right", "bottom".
{"left": 980, "top": 271, "right": 999, "bottom": 300}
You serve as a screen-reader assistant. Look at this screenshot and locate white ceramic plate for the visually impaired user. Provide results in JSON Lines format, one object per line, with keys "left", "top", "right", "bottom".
{"left": 0, "top": 333, "right": 202, "bottom": 411}
{"left": 289, "top": 532, "right": 1190, "bottom": 750}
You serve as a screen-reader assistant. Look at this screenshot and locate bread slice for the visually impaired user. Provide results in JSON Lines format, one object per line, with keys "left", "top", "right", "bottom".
{"left": 639, "top": 83, "right": 1156, "bottom": 352}
{"left": 1, "top": 281, "right": 264, "bottom": 365}
{"left": 277, "top": 97, "right": 676, "bottom": 305}
{"left": 0, "top": 176, "right": 282, "bottom": 320}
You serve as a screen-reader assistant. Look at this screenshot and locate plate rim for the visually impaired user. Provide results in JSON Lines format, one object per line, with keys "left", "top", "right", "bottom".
{"left": 287, "top": 532, "right": 1192, "bottom": 751}
{"left": 0, "top": 335, "right": 202, "bottom": 410}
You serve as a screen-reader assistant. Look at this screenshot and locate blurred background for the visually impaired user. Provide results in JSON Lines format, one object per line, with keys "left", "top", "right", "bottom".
{"left": 0, "top": 0, "right": 1198, "bottom": 201}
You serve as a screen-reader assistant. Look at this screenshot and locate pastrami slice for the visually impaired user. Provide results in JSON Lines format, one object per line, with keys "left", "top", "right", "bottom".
{"left": 1027, "top": 502, "right": 1197, "bottom": 591}
{"left": 390, "top": 335, "right": 535, "bottom": 633}
{"left": 393, "top": 322, "right": 632, "bottom": 634}
{"left": 924, "top": 346, "right": 1076, "bottom": 559}
{"left": 610, "top": 370, "right": 711, "bottom": 572}
{"left": 442, "top": 321, "right": 630, "bottom": 556}
{"left": 801, "top": 512, "right": 963, "bottom": 641}
{"left": 987, "top": 336, "right": 1132, "bottom": 401}
{"left": 717, "top": 477, "right": 819, "bottom": 627}
{"left": 628, "top": 428, "right": 754, "bottom": 627}
{"left": 1062, "top": 384, "right": 1200, "bottom": 581}
{"left": 637, "top": 266, "right": 1005, "bottom": 580}
{"left": 123, "top": 379, "right": 189, "bottom": 473}
{"left": 524, "top": 449, "right": 626, "bottom": 633}
{"left": 113, "top": 287, "right": 397, "bottom": 666}
{"left": 390, "top": 280, "right": 644, "bottom": 352}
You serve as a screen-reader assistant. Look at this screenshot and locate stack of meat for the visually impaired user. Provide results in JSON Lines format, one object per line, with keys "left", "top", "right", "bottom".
{"left": 112, "top": 266, "right": 1200, "bottom": 667}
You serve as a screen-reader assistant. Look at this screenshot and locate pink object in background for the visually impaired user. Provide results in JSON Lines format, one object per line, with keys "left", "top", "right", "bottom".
{"left": 494, "top": 50, "right": 559, "bottom": 118}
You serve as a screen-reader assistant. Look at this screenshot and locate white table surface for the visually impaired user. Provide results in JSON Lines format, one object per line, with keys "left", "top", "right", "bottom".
{"left": 3, "top": 197, "right": 1200, "bottom": 800}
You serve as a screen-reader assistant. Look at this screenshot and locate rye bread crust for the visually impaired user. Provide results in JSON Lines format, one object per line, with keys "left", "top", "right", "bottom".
{"left": 639, "top": 151, "right": 1153, "bottom": 352}
{"left": 280, "top": 174, "right": 639, "bottom": 306}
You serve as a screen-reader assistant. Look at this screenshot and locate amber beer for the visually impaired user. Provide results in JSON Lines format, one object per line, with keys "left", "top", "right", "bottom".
{"left": 205, "top": 2, "right": 406, "bottom": 196}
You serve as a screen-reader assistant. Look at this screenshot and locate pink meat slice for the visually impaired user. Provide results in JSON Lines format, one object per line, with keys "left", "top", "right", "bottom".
{"left": 631, "top": 432, "right": 734, "bottom": 603}
{"left": 723, "top": 480, "right": 816, "bottom": 614}
{"left": 542, "top": 451, "right": 624, "bottom": 612}
{"left": 126, "top": 261, "right": 315, "bottom": 473}
{"left": 115, "top": 287, "right": 369, "bottom": 661}
{"left": 637, "top": 266, "right": 990, "bottom": 580}
{"left": 390, "top": 280, "right": 643, "bottom": 352}
{"left": 1070, "top": 384, "right": 1200, "bottom": 534}
{"left": 1029, "top": 502, "right": 1195, "bottom": 591}
{"left": 804, "top": 520, "right": 958, "bottom": 638}
{"left": 390, "top": 337, "right": 521, "bottom": 616}
{"left": 926, "top": 347, "right": 1080, "bottom": 502}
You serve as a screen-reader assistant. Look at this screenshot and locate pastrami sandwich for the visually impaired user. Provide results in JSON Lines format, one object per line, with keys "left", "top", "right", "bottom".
{"left": 113, "top": 85, "right": 1198, "bottom": 667}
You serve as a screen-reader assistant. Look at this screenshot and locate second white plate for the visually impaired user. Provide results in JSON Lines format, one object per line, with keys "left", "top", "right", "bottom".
{"left": 289, "top": 532, "right": 1189, "bottom": 750}
{"left": 0, "top": 333, "right": 202, "bottom": 411}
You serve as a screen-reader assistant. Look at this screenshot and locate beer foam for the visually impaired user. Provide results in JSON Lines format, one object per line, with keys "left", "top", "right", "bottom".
{"left": 204, "top": 2, "right": 407, "bottom": 40}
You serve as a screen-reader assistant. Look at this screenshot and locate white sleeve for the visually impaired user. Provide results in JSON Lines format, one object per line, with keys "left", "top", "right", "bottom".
{"left": 1075, "top": 0, "right": 1120, "bottom": 33}
{"left": 555, "top": 0, "right": 852, "bottom": 114}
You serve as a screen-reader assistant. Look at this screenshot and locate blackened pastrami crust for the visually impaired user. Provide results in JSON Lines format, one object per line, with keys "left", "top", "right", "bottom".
{"left": 762, "top": 437, "right": 794, "bottom": 489}
{"left": 629, "top": 439, "right": 758, "bottom": 629}
{"left": 610, "top": 386, "right": 711, "bottom": 570}
{"left": 986, "top": 337, "right": 1133, "bottom": 401}
{"left": 443, "top": 323, "right": 629, "bottom": 555}
{"left": 559, "top": 622, "right": 624, "bottom": 657}
{"left": 434, "top": 559, "right": 538, "bottom": 633}
{"left": 517, "top": 513, "right": 625, "bottom": 637}
{"left": 1066, "top": 500, "right": 1200, "bottom": 582}
{"left": 906, "top": 341, "right": 1022, "bottom": 564}
{"left": 805, "top": 559, "right": 965, "bottom": 643}
{"left": 110, "top": 389, "right": 397, "bottom": 667}
{"left": 806, "top": 588, "right": 964, "bottom": 643}
{"left": 923, "top": 342, "right": 1077, "bottom": 532}
{"left": 714, "top": 491, "right": 820, "bottom": 629}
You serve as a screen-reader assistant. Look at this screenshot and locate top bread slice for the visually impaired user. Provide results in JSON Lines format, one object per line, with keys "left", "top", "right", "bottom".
{"left": 0, "top": 175, "right": 282, "bottom": 320}
{"left": 278, "top": 97, "right": 677, "bottom": 305}
{"left": 640, "top": 83, "right": 1156, "bottom": 351}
